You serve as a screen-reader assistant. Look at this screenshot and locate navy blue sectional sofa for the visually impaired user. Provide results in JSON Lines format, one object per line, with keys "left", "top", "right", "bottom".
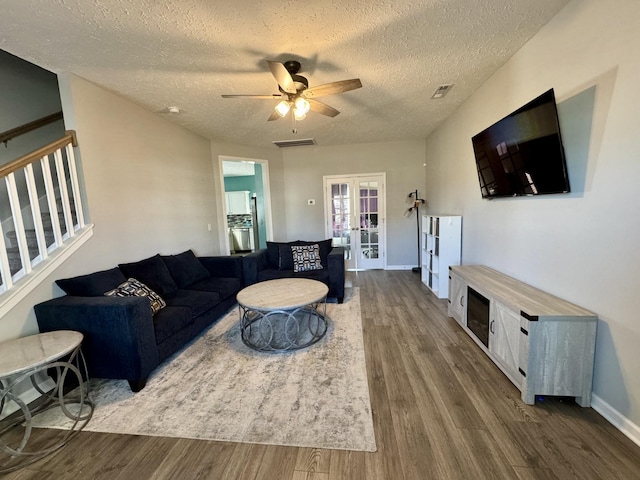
{"left": 242, "top": 240, "right": 345, "bottom": 303}
{"left": 34, "top": 250, "right": 244, "bottom": 392}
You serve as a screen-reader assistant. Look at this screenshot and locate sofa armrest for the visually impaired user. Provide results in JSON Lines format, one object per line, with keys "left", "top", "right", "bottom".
{"left": 328, "top": 246, "right": 346, "bottom": 303}
{"left": 198, "top": 255, "right": 243, "bottom": 280}
{"left": 34, "top": 295, "right": 159, "bottom": 384}
{"left": 241, "top": 249, "right": 269, "bottom": 285}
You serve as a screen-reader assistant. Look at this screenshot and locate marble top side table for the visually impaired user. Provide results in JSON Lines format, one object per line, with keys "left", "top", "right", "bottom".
{"left": 0, "top": 330, "right": 93, "bottom": 473}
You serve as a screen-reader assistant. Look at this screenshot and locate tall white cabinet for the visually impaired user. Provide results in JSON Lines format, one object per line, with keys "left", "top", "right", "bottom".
{"left": 421, "top": 215, "right": 461, "bottom": 298}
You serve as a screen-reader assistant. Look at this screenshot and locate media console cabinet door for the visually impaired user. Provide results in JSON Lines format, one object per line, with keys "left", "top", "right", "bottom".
{"left": 489, "top": 302, "right": 522, "bottom": 388}
{"left": 448, "top": 271, "right": 466, "bottom": 326}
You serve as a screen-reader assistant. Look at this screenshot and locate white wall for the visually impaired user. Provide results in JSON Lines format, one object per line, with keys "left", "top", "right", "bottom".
{"left": 0, "top": 73, "right": 221, "bottom": 342}
{"left": 281, "top": 140, "right": 426, "bottom": 268}
{"left": 424, "top": 0, "right": 640, "bottom": 431}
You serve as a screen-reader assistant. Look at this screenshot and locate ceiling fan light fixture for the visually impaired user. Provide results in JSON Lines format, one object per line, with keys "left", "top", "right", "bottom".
{"left": 275, "top": 100, "right": 291, "bottom": 117}
{"left": 293, "top": 109, "right": 307, "bottom": 121}
{"left": 294, "top": 97, "right": 311, "bottom": 115}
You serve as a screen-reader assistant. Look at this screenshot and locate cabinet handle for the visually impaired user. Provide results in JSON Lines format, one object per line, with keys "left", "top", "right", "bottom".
{"left": 459, "top": 296, "right": 464, "bottom": 307}
{"left": 490, "top": 320, "right": 495, "bottom": 334}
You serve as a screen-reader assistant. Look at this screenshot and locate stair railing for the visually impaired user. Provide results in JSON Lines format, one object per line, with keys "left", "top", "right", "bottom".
{"left": 0, "top": 131, "right": 85, "bottom": 294}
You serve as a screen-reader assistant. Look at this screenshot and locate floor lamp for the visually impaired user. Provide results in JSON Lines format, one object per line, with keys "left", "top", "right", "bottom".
{"left": 406, "top": 190, "right": 425, "bottom": 273}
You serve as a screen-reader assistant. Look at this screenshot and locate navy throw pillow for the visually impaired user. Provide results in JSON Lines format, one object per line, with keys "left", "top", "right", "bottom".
{"left": 161, "top": 250, "right": 210, "bottom": 288}
{"left": 278, "top": 244, "right": 295, "bottom": 270}
{"left": 56, "top": 267, "right": 127, "bottom": 296}
{"left": 118, "top": 254, "right": 178, "bottom": 296}
{"left": 266, "top": 241, "right": 283, "bottom": 268}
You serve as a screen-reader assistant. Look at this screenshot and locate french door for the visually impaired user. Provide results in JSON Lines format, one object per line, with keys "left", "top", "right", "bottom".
{"left": 323, "top": 173, "right": 386, "bottom": 270}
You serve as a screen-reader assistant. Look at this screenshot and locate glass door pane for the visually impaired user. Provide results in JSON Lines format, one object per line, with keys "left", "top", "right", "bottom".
{"left": 356, "top": 179, "right": 383, "bottom": 269}
{"left": 330, "top": 182, "right": 352, "bottom": 263}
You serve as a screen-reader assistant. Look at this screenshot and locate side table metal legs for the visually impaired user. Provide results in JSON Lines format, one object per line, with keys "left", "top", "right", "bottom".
{"left": 0, "top": 346, "right": 94, "bottom": 473}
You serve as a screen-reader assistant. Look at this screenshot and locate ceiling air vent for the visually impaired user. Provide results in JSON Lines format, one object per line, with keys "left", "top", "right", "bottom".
{"left": 272, "top": 138, "right": 316, "bottom": 148}
{"left": 431, "top": 84, "right": 454, "bottom": 99}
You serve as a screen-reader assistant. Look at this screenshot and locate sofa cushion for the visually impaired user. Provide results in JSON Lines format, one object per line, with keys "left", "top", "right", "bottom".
{"left": 119, "top": 254, "right": 178, "bottom": 297}
{"left": 161, "top": 250, "right": 211, "bottom": 288}
{"left": 296, "top": 268, "right": 330, "bottom": 285}
{"left": 278, "top": 244, "right": 295, "bottom": 270}
{"left": 56, "top": 267, "right": 127, "bottom": 296}
{"left": 104, "top": 278, "right": 166, "bottom": 315}
{"left": 163, "top": 289, "right": 220, "bottom": 317}
{"left": 186, "top": 276, "right": 242, "bottom": 300}
{"left": 291, "top": 244, "right": 324, "bottom": 272}
{"left": 152, "top": 306, "right": 193, "bottom": 344}
{"left": 257, "top": 268, "right": 330, "bottom": 286}
{"left": 266, "top": 241, "right": 282, "bottom": 269}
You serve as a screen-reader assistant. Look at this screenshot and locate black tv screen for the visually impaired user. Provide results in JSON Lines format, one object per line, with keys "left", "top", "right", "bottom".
{"left": 471, "top": 89, "right": 570, "bottom": 199}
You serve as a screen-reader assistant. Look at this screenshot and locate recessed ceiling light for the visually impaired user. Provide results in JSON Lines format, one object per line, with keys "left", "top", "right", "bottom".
{"left": 431, "top": 84, "right": 454, "bottom": 99}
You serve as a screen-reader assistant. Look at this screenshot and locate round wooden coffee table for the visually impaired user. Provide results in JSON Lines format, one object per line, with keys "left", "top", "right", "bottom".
{"left": 236, "top": 278, "right": 329, "bottom": 352}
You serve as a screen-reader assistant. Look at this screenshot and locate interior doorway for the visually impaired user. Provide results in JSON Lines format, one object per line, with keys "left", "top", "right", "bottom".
{"left": 220, "top": 156, "right": 272, "bottom": 255}
{"left": 323, "top": 173, "right": 386, "bottom": 270}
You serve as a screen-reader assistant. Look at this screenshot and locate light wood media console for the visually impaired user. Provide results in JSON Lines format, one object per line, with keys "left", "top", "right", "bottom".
{"left": 448, "top": 265, "right": 597, "bottom": 406}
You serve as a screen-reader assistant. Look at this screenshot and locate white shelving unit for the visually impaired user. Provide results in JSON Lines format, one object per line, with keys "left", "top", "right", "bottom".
{"left": 421, "top": 215, "right": 461, "bottom": 298}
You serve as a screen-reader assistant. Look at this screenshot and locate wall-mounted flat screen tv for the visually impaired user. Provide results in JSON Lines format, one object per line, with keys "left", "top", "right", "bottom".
{"left": 471, "top": 88, "right": 570, "bottom": 199}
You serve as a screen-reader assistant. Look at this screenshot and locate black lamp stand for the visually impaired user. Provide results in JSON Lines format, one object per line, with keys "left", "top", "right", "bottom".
{"left": 406, "top": 190, "right": 425, "bottom": 273}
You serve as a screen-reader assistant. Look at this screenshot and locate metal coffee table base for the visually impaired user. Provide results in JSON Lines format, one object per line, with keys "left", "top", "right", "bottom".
{"left": 240, "top": 302, "right": 328, "bottom": 352}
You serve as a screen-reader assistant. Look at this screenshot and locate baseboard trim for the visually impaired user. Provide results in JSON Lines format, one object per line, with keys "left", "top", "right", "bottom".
{"left": 591, "top": 393, "right": 640, "bottom": 447}
{"left": 385, "top": 265, "right": 417, "bottom": 270}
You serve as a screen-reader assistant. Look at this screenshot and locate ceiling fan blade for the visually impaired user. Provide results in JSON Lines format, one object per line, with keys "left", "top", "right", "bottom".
{"left": 267, "top": 60, "right": 297, "bottom": 94}
{"left": 303, "top": 79, "right": 362, "bottom": 98}
{"left": 308, "top": 99, "right": 340, "bottom": 117}
{"left": 221, "top": 94, "right": 282, "bottom": 99}
{"left": 267, "top": 111, "right": 281, "bottom": 121}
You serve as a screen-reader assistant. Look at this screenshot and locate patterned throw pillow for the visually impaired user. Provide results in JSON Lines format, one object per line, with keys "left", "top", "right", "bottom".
{"left": 104, "top": 278, "right": 166, "bottom": 315}
{"left": 291, "top": 244, "right": 324, "bottom": 273}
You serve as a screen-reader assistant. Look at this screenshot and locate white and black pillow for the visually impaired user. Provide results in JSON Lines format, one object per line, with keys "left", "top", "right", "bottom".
{"left": 105, "top": 278, "right": 166, "bottom": 315}
{"left": 291, "top": 244, "right": 324, "bottom": 273}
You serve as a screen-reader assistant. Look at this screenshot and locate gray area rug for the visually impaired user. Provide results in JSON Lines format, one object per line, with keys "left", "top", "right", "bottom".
{"left": 37, "top": 288, "right": 377, "bottom": 452}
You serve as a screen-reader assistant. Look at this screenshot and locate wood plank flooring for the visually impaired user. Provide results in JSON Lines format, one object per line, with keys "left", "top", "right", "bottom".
{"left": 3, "top": 270, "right": 640, "bottom": 479}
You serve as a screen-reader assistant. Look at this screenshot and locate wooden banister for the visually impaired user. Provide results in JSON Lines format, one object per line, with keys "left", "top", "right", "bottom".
{"left": 0, "top": 111, "right": 64, "bottom": 146}
{"left": 0, "top": 130, "right": 77, "bottom": 179}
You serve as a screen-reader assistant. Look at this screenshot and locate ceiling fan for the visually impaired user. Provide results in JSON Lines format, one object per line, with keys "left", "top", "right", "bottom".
{"left": 221, "top": 60, "right": 362, "bottom": 122}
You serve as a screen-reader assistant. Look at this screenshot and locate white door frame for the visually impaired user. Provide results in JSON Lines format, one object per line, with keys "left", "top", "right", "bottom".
{"left": 323, "top": 172, "right": 386, "bottom": 270}
{"left": 218, "top": 155, "right": 273, "bottom": 255}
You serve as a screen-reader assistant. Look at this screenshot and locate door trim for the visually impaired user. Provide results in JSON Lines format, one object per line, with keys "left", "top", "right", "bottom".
{"left": 219, "top": 155, "right": 273, "bottom": 255}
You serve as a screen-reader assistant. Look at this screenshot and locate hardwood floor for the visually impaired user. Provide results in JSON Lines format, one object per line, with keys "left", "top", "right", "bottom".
{"left": 4, "top": 270, "right": 640, "bottom": 479}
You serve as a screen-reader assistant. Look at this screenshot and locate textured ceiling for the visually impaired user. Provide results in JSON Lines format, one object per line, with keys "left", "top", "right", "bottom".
{"left": 1, "top": 0, "right": 570, "bottom": 148}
